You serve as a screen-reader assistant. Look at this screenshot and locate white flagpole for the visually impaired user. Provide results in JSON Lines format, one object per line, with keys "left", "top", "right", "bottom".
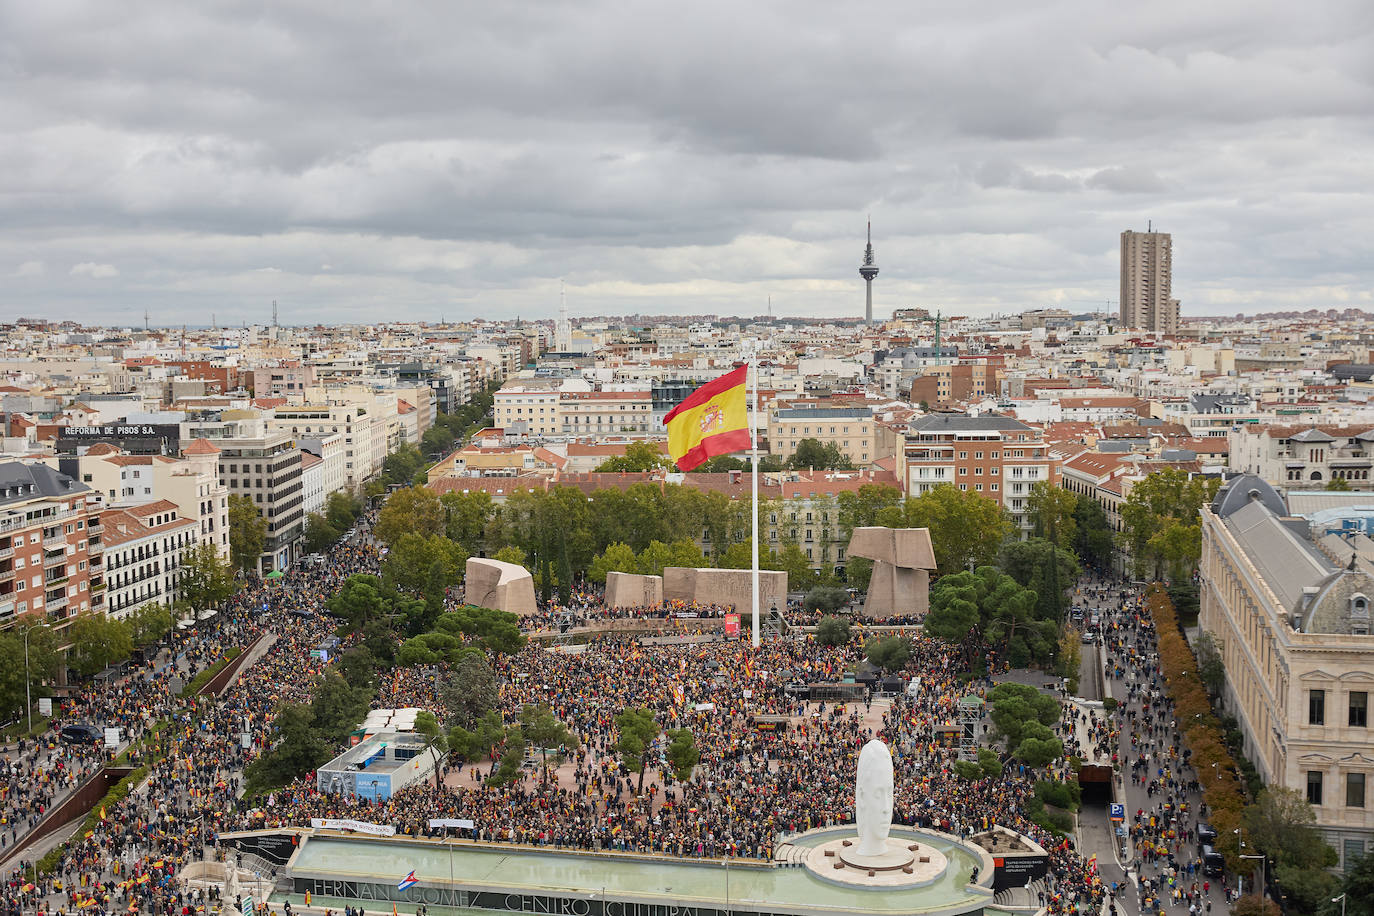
{"left": 750, "top": 359, "right": 760, "bottom": 648}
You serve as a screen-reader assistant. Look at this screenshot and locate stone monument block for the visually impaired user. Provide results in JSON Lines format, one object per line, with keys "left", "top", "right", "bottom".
{"left": 847, "top": 527, "right": 936, "bottom": 617}
{"left": 464, "top": 557, "right": 538, "bottom": 617}
{"left": 605, "top": 572, "right": 664, "bottom": 609}
{"left": 661, "top": 567, "right": 787, "bottom": 612}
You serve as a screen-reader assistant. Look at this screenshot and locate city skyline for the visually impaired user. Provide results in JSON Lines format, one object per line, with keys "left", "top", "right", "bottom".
{"left": 2, "top": 1, "right": 1372, "bottom": 324}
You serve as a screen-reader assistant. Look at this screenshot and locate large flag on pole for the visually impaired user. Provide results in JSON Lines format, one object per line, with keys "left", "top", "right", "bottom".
{"left": 663, "top": 365, "right": 750, "bottom": 471}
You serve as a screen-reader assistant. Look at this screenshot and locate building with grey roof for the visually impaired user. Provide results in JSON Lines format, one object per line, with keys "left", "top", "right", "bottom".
{"left": 1200, "top": 474, "right": 1374, "bottom": 867}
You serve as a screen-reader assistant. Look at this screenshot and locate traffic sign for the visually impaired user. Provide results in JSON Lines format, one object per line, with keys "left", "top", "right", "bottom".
{"left": 1109, "top": 803, "right": 1125, "bottom": 821}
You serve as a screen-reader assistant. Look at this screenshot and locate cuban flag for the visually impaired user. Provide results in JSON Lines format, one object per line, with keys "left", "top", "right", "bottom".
{"left": 397, "top": 871, "right": 418, "bottom": 891}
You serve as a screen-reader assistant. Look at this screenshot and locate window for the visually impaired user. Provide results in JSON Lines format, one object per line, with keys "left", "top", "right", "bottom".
{"left": 1308, "top": 771, "right": 1324, "bottom": 805}
{"left": 1310, "top": 689, "right": 1326, "bottom": 725}
{"left": 1348, "top": 773, "right": 1366, "bottom": 808}
{"left": 1351, "top": 692, "right": 1368, "bottom": 728}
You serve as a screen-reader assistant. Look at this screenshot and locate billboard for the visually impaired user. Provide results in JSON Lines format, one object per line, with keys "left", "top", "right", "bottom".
{"left": 57, "top": 423, "right": 182, "bottom": 456}
{"left": 724, "top": 613, "right": 740, "bottom": 637}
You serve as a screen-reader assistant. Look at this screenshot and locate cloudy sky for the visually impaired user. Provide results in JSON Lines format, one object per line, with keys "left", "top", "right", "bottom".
{"left": 3, "top": 1, "right": 1373, "bottom": 326}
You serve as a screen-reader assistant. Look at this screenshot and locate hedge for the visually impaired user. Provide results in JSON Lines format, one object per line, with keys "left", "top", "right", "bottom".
{"left": 187, "top": 646, "right": 244, "bottom": 696}
{"left": 31, "top": 764, "right": 149, "bottom": 878}
{"left": 1145, "top": 584, "right": 1248, "bottom": 870}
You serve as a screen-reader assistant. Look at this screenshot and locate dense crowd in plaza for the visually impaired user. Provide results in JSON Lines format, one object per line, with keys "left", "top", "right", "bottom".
{"left": 0, "top": 509, "right": 1244, "bottom": 916}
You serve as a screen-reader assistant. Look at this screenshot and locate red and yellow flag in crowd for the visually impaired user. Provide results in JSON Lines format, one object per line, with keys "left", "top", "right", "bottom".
{"left": 663, "top": 365, "right": 750, "bottom": 471}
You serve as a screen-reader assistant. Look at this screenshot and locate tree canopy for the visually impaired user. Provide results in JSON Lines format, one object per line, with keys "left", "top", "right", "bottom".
{"left": 874, "top": 485, "right": 1012, "bottom": 576}
{"left": 227, "top": 493, "right": 267, "bottom": 573}
{"left": 1120, "top": 469, "right": 1221, "bottom": 581}
{"left": 926, "top": 565, "right": 1058, "bottom": 669}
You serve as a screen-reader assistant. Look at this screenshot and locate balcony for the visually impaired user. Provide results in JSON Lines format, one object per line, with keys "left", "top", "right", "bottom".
{"left": 0, "top": 568, "right": 13, "bottom": 582}
{"left": 44, "top": 553, "right": 67, "bottom": 569}
{"left": 43, "top": 533, "right": 65, "bottom": 547}
{"left": 46, "top": 594, "right": 68, "bottom": 612}
{"left": 0, "top": 546, "right": 13, "bottom": 559}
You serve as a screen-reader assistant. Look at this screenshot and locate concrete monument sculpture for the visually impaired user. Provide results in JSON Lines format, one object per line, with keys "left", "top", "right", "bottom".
{"left": 464, "top": 558, "right": 537, "bottom": 617}
{"left": 604, "top": 571, "right": 664, "bottom": 609}
{"left": 846, "top": 527, "right": 936, "bottom": 617}
{"left": 661, "top": 566, "right": 787, "bottom": 612}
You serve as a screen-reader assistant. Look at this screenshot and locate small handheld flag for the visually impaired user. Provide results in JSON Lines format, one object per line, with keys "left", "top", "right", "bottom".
{"left": 397, "top": 871, "right": 418, "bottom": 891}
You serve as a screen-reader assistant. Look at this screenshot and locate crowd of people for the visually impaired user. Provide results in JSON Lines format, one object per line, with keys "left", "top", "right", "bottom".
{"left": 0, "top": 505, "right": 1245, "bottom": 916}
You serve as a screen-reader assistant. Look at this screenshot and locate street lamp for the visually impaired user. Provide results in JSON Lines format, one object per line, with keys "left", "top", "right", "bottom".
{"left": 1333, "top": 893, "right": 1346, "bottom": 916}
{"left": 24, "top": 622, "right": 52, "bottom": 733}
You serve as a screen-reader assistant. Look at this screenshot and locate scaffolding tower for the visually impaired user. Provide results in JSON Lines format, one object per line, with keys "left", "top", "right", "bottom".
{"left": 958, "top": 694, "right": 985, "bottom": 762}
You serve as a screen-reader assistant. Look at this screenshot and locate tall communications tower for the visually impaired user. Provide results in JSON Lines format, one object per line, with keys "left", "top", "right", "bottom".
{"left": 859, "top": 220, "right": 879, "bottom": 324}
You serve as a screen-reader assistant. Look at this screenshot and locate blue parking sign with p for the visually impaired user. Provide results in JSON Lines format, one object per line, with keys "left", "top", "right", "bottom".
{"left": 1109, "top": 803, "right": 1125, "bottom": 821}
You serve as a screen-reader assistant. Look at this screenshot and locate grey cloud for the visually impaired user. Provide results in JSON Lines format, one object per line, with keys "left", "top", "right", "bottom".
{"left": 1087, "top": 166, "right": 1167, "bottom": 193}
{"left": 0, "top": 0, "right": 1372, "bottom": 321}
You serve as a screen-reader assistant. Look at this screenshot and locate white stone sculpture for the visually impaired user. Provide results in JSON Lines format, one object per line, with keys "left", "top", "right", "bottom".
{"left": 854, "top": 739, "right": 895, "bottom": 857}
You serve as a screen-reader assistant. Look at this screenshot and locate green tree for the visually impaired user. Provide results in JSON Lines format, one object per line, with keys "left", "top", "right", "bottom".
{"left": 309, "top": 670, "right": 371, "bottom": 744}
{"left": 326, "top": 574, "right": 388, "bottom": 633}
{"left": 441, "top": 652, "right": 498, "bottom": 729}
{"left": 0, "top": 623, "right": 60, "bottom": 720}
{"left": 126, "top": 602, "right": 173, "bottom": 648}
{"left": 302, "top": 512, "right": 339, "bottom": 554}
{"left": 1027, "top": 482, "right": 1078, "bottom": 549}
{"left": 1330, "top": 850, "right": 1374, "bottom": 916}
{"left": 326, "top": 491, "right": 363, "bottom": 532}
{"left": 375, "top": 485, "right": 445, "bottom": 546}
{"left": 666, "top": 729, "right": 700, "bottom": 782}
{"left": 1011, "top": 722, "right": 1063, "bottom": 768}
{"left": 228, "top": 493, "right": 267, "bottom": 573}
{"left": 876, "top": 485, "right": 1012, "bottom": 576}
{"left": 441, "top": 490, "right": 494, "bottom": 555}
{"left": 414, "top": 710, "right": 449, "bottom": 789}
{"left": 381, "top": 443, "right": 427, "bottom": 487}
{"left": 1243, "top": 786, "right": 1337, "bottom": 871}
{"left": 595, "top": 441, "right": 672, "bottom": 472}
{"left": 337, "top": 647, "right": 378, "bottom": 692}
{"left": 1072, "top": 496, "right": 1115, "bottom": 570}
{"left": 1057, "top": 627, "right": 1082, "bottom": 692}
{"left": 178, "top": 542, "right": 238, "bottom": 609}
{"left": 448, "top": 710, "right": 507, "bottom": 764}
{"left": 815, "top": 615, "right": 852, "bottom": 647}
{"left": 691, "top": 455, "right": 748, "bottom": 473}
{"left": 615, "top": 707, "right": 660, "bottom": 793}
{"left": 804, "top": 586, "right": 850, "bottom": 613}
{"left": 244, "top": 703, "right": 329, "bottom": 794}
{"left": 1326, "top": 476, "right": 1353, "bottom": 491}
{"left": 520, "top": 703, "right": 575, "bottom": 787}
{"left": 988, "top": 682, "right": 1061, "bottom": 748}
{"left": 978, "top": 747, "right": 1003, "bottom": 778}
{"left": 383, "top": 533, "right": 465, "bottom": 596}
{"left": 926, "top": 566, "right": 1056, "bottom": 668}
{"left": 864, "top": 635, "right": 911, "bottom": 672}
{"left": 774, "top": 542, "right": 817, "bottom": 592}
{"left": 1195, "top": 631, "right": 1226, "bottom": 698}
{"left": 589, "top": 543, "right": 640, "bottom": 583}
{"left": 491, "top": 545, "right": 527, "bottom": 568}
{"left": 637, "top": 539, "right": 707, "bottom": 577}
{"left": 1120, "top": 468, "right": 1221, "bottom": 581}
{"left": 999, "top": 537, "right": 1081, "bottom": 620}
{"left": 68, "top": 614, "right": 133, "bottom": 677}
{"left": 787, "top": 438, "right": 854, "bottom": 471}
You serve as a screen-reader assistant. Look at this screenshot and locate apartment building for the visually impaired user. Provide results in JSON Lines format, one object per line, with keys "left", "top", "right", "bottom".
{"left": 300, "top": 434, "right": 346, "bottom": 505}
{"left": 559, "top": 391, "right": 653, "bottom": 436}
{"left": 1120, "top": 229, "right": 1180, "bottom": 334}
{"left": 0, "top": 462, "right": 101, "bottom": 630}
{"left": 49, "top": 442, "right": 230, "bottom": 561}
{"left": 250, "top": 363, "right": 317, "bottom": 401}
{"left": 903, "top": 414, "right": 1057, "bottom": 534}
{"left": 183, "top": 416, "right": 303, "bottom": 572}
{"left": 1229, "top": 423, "right": 1374, "bottom": 488}
{"left": 1199, "top": 476, "right": 1374, "bottom": 868}
{"left": 768, "top": 407, "right": 891, "bottom": 466}
{"left": 269, "top": 405, "right": 382, "bottom": 491}
{"left": 494, "top": 381, "right": 567, "bottom": 438}
{"left": 101, "top": 500, "right": 198, "bottom": 618}
{"left": 908, "top": 358, "right": 1001, "bottom": 408}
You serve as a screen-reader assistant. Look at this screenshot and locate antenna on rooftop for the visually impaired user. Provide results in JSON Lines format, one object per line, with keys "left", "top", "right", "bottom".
{"left": 273, "top": 300, "right": 279, "bottom": 328}
{"left": 144, "top": 308, "right": 150, "bottom": 333}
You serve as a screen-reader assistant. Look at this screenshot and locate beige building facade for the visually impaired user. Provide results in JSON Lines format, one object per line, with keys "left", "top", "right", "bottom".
{"left": 1199, "top": 475, "right": 1374, "bottom": 868}
{"left": 1120, "top": 229, "right": 1180, "bottom": 334}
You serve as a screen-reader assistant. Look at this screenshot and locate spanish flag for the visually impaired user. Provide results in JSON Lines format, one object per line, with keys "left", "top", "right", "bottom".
{"left": 663, "top": 365, "right": 750, "bottom": 471}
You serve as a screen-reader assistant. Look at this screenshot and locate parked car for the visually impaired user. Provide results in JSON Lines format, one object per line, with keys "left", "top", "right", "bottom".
{"left": 60, "top": 723, "right": 103, "bottom": 745}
